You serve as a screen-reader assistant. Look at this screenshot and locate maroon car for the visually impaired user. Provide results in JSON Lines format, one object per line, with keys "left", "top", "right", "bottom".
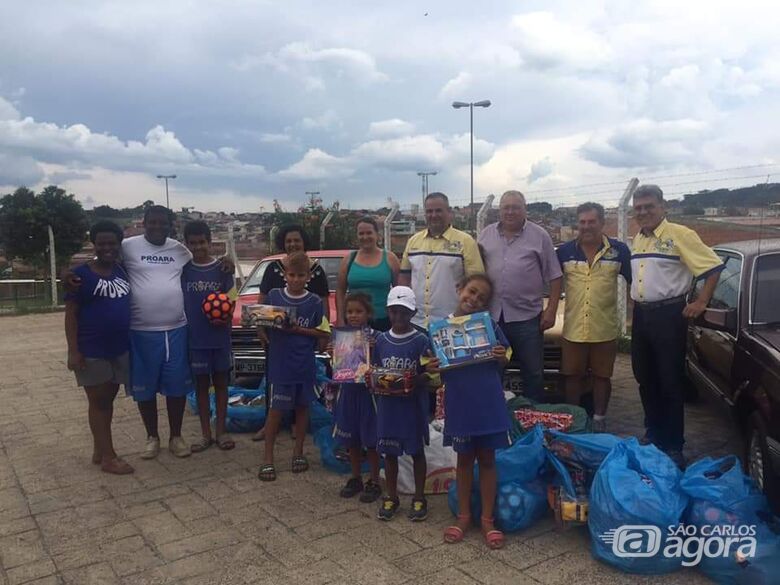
{"left": 686, "top": 238, "right": 780, "bottom": 512}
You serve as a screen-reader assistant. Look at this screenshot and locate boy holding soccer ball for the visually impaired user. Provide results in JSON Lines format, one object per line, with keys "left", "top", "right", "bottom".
{"left": 182, "top": 221, "right": 237, "bottom": 452}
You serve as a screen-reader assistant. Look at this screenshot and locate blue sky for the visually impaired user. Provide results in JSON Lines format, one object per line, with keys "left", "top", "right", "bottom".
{"left": 1, "top": 0, "right": 779, "bottom": 212}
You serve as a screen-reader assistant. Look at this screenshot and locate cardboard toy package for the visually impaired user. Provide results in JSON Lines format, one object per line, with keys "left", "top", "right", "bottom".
{"left": 241, "top": 304, "right": 297, "bottom": 329}
{"left": 368, "top": 368, "right": 414, "bottom": 396}
{"left": 331, "top": 327, "right": 370, "bottom": 383}
{"left": 428, "top": 311, "right": 497, "bottom": 369}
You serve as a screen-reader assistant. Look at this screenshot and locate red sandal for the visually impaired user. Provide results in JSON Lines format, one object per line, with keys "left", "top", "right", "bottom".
{"left": 444, "top": 514, "right": 471, "bottom": 544}
{"left": 481, "top": 516, "right": 505, "bottom": 550}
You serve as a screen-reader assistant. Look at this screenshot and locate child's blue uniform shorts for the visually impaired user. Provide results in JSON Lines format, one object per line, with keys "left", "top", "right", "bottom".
{"left": 268, "top": 382, "right": 315, "bottom": 411}
{"left": 129, "top": 326, "right": 194, "bottom": 402}
{"left": 443, "top": 431, "right": 510, "bottom": 454}
{"left": 190, "top": 347, "right": 232, "bottom": 376}
{"left": 377, "top": 436, "right": 426, "bottom": 457}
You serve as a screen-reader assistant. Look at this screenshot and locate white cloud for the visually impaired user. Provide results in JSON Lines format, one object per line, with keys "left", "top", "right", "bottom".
{"left": 0, "top": 97, "right": 20, "bottom": 121}
{"left": 300, "top": 110, "right": 340, "bottom": 130}
{"left": 527, "top": 157, "right": 555, "bottom": 183}
{"left": 258, "top": 132, "right": 292, "bottom": 144}
{"left": 277, "top": 148, "right": 354, "bottom": 180}
{"left": 368, "top": 119, "right": 415, "bottom": 138}
{"left": 439, "top": 71, "right": 472, "bottom": 100}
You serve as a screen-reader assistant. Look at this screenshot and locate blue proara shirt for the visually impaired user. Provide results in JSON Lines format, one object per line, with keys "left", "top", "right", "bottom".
{"left": 372, "top": 329, "right": 430, "bottom": 441}
{"left": 266, "top": 288, "right": 326, "bottom": 386}
{"left": 181, "top": 260, "right": 235, "bottom": 350}
{"left": 65, "top": 263, "right": 131, "bottom": 359}
{"left": 440, "top": 318, "right": 511, "bottom": 437}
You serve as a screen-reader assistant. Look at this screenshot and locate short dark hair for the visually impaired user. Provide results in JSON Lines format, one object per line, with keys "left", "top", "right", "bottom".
{"left": 143, "top": 205, "right": 175, "bottom": 225}
{"left": 576, "top": 202, "right": 605, "bottom": 222}
{"left": 425, "top": 192, "right": 450, "bottom": 206}
{"left": 89, "top": 220, "right": 124, "bottom": 244}
{"left": 344, "top": 292, "right": 374, "bottom": 318}
{"left": 183, "top": 220, "right": 211, "bottom": 242}
{"left": 275, "top": 224, "right": 311, "bottom": 252}
{"left": 356, "top": 216, "right": 379, "bottom": 232}
{"left": 633, "top": 184, "right": 664, "bottom": 203}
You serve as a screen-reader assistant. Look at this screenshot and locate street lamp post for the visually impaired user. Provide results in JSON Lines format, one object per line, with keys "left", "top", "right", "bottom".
{"left": 156, "top": 174, "right": 177, "bottom": 209}
{"left": 416, "top": 171, "right": 437, "bottom": 207}
{"left": 452, "top": 100, "right": 491, "bottom": 230}
{"left": 305, "top": 191, "right": 321, "bottom": 210}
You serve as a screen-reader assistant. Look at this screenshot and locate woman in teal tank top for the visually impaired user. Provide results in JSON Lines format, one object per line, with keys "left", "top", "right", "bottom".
{"left": 336, "top": 217, "right": 400, "bottom": 331}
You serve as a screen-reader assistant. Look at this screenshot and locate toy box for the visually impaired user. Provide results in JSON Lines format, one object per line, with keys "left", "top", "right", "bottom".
{"left": 331, "top": 328, "right": 370, "bottom": 383}
{"left": 514, "top": 409, "right": 574, "bottom": 432}
{"left": 368, "top": 368, "right": 414, "bottom": 396}
{"left": 241, "top": 304, "right": 297, "bottom": 329}
{"left": 428, "top": 311, "right": 496, "bottom": 369}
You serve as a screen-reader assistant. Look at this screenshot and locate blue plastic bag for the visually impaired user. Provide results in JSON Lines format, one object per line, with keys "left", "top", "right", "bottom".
{"left": 589, "top": 438, "right": 688, "bottom": 574}
{"left": 308, "top": 399, "right": 334, "bottom": 435}
{"left": 546, "top": 431, "right": 622, "bottom": 498}
{"left": 681, "top": 456, "right": 780, "bottom": 584}
{"left": 447, "top": 476, "right": 482, "bottom": 523}
{"left": 495, "top": 479, "right": 548, "bottom": 533}
{"left": 313, "top": 425, "right": 377, "bottom": 475}
{"left": 491, "top": 424, "right": 547, "bottom": 485}
{"left": 223, "top": 388, "right": 266, "bottom": 433}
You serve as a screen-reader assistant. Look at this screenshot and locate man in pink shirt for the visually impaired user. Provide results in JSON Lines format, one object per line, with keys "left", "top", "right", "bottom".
{"left": 478, "top": 190, "right": 562, "bottom": 401}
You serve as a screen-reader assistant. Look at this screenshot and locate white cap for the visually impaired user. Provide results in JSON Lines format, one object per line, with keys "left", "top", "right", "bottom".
{"left": 386, "top": 285, "right": 416, "bottom": 312}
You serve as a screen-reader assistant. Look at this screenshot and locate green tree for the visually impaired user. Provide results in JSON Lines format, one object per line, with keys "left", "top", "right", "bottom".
{"left": 0, "top": 185, "right": 89, "bottom": 270}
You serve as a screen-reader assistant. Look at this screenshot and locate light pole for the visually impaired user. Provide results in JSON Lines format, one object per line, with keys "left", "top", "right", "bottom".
{"left": 452, "top": 100, "right": 491, "bottom": 229}
{"left": 156, "top": 174, "right": 177, "bottom": 209}
{"left": 416, "top": 171, "right": 437, "bottom": 207}
{"left": 305, "top": 191, "right": 321, "bottom": 211}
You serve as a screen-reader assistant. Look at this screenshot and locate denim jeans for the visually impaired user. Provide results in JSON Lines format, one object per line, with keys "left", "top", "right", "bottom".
{"left": 499, "top": 315, "right": 545, "bottom": 402}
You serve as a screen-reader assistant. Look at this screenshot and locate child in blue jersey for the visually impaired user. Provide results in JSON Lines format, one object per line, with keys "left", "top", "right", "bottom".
{"left": 258, "top": 252, "right": 330, "bottom": 481}
{"left": 427, "top": 274, "right": 511, "bottom": 550}
{"left": 372, "top": 286, "right": 430, "bottom": 522}
{"left": 182, "top": 221, "right": 237, "bottom": 453}
{"left": 332, "top": 292, "right": 382, "bottom": 502}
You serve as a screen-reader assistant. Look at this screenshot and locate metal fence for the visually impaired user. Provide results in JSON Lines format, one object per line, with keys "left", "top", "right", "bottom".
{"left": 0, "top": 279, "right": 63, "bottom": 309}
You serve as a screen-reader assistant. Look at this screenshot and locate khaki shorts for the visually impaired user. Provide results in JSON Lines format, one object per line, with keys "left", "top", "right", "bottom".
{"left": 74, "top": 352, "right": 130, "bottom": 388}
{"left": 560, "top": 339, "right": 617, "bottom": 378}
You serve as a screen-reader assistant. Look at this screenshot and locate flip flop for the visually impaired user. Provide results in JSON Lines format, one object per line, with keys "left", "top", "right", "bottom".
{"left": 291, "top": 455, "right": 309, "bottom": 474}
{"left": 216, "top": 434, "right": 235, "bottom": 451}
{"left": 101, "top": 457, "right": 135, "bottom": 475}
{"left": 258, "top": 463, "right": 276, "bottom": 481}
{"left": 481, "top": 516, "right": 505, "bottom": 550}
{"left": 444, "top": 514, "right": 471, "bottom": 544}
{"left": 190, "top": 436, "right": 214, "bottom": 453}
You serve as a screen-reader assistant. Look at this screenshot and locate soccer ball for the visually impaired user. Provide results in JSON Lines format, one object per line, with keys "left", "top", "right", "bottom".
{"left": 202, "top": 292, "right": 234, "bottom": 323}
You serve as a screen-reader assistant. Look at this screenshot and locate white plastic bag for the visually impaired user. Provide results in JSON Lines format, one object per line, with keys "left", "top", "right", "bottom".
{"left": 394, "top": 425, "right": 457, "bottom": 495}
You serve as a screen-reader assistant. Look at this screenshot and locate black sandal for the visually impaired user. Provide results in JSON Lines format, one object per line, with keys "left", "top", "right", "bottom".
{"left": 291, "top": 455, "right": 309, "bottom": 474}
{"left": 258, "top": 463, "right": 276, "bottom": 481}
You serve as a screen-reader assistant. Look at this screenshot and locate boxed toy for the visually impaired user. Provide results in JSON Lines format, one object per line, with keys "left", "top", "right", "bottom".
{"left": 331, "top": 327, "right": 371, "bottom": 383}
{"left": 428, "top": 311, "right": 496, "bottom": 369}
{"left": 514, "top": 409, "right": 574, "bottom": 432}
{"left": 241, "top": 304, "right": 297, "bottom": 329}
{"left": 368, "top": 368, "right": 414, "bottom": 396}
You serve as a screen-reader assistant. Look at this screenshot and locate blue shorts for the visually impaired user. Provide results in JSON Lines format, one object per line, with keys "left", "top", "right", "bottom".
{"left": 190, "top": 347, "right": 232, "bottom": 376}
{"left": 444, "top": 431, "right": 511, "bottom": 454}
{"left": 377, "top": 436, "right": 426, "bottom": 457}
{"left": 268, "top": 382, "right": 315, "bottom": 411}
{"left": 129, "top": 326, "right": 194, "bottom": 402}
{"left": 333, "top": 384, "right": 377, "bottom": 449}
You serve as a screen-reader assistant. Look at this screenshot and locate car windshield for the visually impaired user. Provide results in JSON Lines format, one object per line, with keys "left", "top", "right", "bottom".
{"left": 752, "top": 253, "right": 780, "bottom": 324}
{"left": 238, "top": 255, "right": 344, "bottom": 295}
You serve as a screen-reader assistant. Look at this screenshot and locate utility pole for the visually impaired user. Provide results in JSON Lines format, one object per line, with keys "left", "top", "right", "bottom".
{"left": 305, "top": 191, "right": 321, "bottom": 211}
{"left": 417, "top": 171, "right": 437, "bottom": 207}
{"left": 156, "top": 174, "right": 177, "bottom": 209}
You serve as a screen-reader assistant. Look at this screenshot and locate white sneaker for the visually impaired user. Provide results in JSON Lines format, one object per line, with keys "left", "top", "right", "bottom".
{"left": 169, "top": 436, "right": 191, "bottom": 458}
{"left": 140, "top": 436, "right": 161, "bottom": 460}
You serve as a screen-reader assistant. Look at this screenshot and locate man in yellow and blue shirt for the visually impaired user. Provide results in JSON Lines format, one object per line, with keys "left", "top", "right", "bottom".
{"left": 557, "top": 202, "right": 631, "bottom": 432}
{"left": 399, "top": 192, "right": 484, "bottom": 328}
{"left": 630, "top": 184, "right": 723, "bottom": 468}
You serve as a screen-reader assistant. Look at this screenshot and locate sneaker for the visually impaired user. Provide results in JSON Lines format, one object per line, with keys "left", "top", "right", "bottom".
{"left": 168, "top": 437, "right": 191, "bottom": 458}
{"left": 408, "top": 497, "right": 428, "bottom": 522}
{"left": 360, "top": 480, "right": 382, "bottom": 504}
{"left": 665, "top": 449, "right": 687, "bottom": 470}
{"left": 591, "top": 418, "right": 607, "bottom": 433}
{"left": 377, "top": 496, "right": 400, "bottom": 521}
{"left": 140, "top": 437, "right": 160, "bottom": 460}
{"left": 340, "top": 477, "right": 364, "bottom": 498}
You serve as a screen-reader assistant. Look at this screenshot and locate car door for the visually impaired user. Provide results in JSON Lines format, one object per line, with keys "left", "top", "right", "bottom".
{"left": 689, "top": 252, "right": 742, "bottom": 401}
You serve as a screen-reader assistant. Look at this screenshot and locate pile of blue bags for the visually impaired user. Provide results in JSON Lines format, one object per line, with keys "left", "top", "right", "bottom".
{"left": 185, "top": 384, "right": 267, "bottom": 433}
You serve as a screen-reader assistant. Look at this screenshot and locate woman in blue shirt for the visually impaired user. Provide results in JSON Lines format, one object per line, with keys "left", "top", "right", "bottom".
{"left": 65, "top": 221, "right": 133, "bottom": 475}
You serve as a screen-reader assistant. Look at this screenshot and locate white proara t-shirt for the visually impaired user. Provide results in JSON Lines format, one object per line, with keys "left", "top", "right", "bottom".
{"left": 122, "top": 235, "right": 193, "bottom": 331}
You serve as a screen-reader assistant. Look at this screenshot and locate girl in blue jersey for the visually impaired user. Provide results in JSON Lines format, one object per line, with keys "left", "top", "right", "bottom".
{"left": 332, "top": 292, "right": 381, "bottom": 503}
{"left": 258, "top": 252, "right": 331, "bottom": 482}
{"left": 427, "top": 274, "right": 511, "bottom": 549}
{"left": 372, "top": 286, "right": 430, "bottom": 522}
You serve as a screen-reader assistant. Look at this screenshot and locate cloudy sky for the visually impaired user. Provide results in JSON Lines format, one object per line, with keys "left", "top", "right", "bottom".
{"left": 1, "top": 0, "right": 779, "bottom": 212}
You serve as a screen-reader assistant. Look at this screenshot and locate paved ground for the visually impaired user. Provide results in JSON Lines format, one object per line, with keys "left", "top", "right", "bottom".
{"left": 0, "top": 313, "right": 742, "bottom": 585}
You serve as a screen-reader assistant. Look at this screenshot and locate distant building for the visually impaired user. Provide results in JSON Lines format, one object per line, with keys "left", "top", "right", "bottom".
{"left": 704, "top": 207, "right": 720, "bottom": 216}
